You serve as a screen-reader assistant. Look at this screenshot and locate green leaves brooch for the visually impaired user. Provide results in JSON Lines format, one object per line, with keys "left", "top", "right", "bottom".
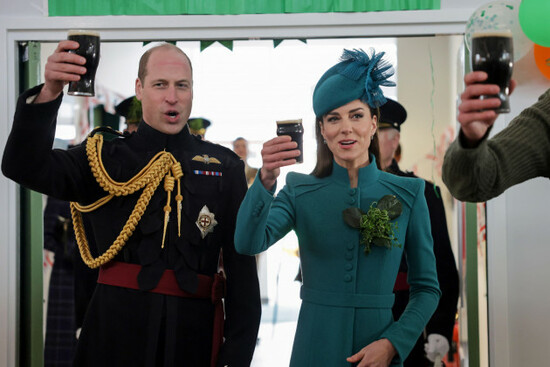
{"left": 343, "top": 195, "right": 403, "bottom": 255}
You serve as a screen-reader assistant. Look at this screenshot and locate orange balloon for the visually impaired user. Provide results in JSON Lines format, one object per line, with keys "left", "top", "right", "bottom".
{"left": 534, "top": 44, "right": 550, "bottom": 80}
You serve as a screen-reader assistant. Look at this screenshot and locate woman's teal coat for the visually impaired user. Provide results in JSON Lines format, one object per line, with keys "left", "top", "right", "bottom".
{"left": 235, "top": 160, "right": 440, "bottom": 366}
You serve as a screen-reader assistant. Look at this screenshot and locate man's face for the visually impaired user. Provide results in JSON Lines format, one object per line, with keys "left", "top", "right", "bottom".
{"left": 377, "top": 128, "right": 400, "bottom": 169}
{"left": 233, "top": 139, "right": 248, "bottom": 159}
{"left": 135, "top": 47, "right": 193, "bottom": 135}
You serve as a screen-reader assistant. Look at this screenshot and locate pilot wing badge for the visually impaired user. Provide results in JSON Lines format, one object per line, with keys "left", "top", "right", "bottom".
{"left": 196, "top": 205, "right": 218, "bottom": 239}
{"left": 192, "top": 154, "right": 221, "bottom": 165}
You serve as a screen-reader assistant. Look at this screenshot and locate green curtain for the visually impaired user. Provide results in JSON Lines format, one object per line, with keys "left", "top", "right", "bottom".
{"left": 49, "top": 0, "right": 439, "bottom": 16}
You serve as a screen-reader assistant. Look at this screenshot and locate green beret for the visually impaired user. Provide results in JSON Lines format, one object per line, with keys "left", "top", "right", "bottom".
{"left": 188, "top": 117, "right": 211, "bottom": 135}
{"left": 378, "top": 98, "right": 407, "bottom": 132}
{"left": 312, "top": 49, "right": 396, "bottom": 117}
{"left": 115, "top": 96, "right": 142, "bottom": 125}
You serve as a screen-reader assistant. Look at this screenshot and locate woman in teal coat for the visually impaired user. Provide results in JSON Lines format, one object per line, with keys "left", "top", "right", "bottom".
{"left": 235, "top": 49, "right": 440, "bottom": 367}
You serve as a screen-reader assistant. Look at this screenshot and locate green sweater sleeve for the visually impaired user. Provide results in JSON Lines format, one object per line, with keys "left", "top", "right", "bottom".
{"left": 442, "top": 88, "right": 550, "bottom": 202}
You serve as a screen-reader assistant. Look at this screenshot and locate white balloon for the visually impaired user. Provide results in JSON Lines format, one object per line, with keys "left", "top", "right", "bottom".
{"left": 465, "top": 1, "right": 533, "bottom": 61}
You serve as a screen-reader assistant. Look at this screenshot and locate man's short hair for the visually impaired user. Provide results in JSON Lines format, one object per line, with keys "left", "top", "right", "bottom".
{"left": 137, "top": 43, "right": 193, "bottom": 83}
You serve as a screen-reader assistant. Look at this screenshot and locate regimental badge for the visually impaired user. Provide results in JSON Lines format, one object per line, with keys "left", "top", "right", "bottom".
{"left": 196, "top": 205, "right": 218, "bottom": 239}
{"left": 192, "top": 154, "right": 222, "bottom": 165}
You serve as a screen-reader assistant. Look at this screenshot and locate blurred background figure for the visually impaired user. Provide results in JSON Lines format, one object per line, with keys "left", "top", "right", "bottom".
{"left": 43, "top": 195, "right": 78, "bottom": 367}
{"left": 378, "top": 98, "right": 459, "bottom": 367}
{"left": 394, "top": 143, "right": 402, "bottom": 163}
{"left": 115, "top": 95, "right": 142, "bottom": 133}
{"left": 233, "top": 137, "right": 259, "bottom": 187}
{"left": 188, "top": 117, "right": 211, "bottom": 140}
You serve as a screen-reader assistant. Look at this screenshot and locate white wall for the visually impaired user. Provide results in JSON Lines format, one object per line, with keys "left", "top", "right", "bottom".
{"left": 486, "top": 45, "right": 550, "bottom": 367}
{"left": 396, "top": 35, "right": 462, "bottom": 244}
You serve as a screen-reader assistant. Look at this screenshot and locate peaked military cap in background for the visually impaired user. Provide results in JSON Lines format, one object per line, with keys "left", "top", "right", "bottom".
{"left": 188, "top": 117, "right": 211, "bottom": 136}
{"left": 312, "top": 48, "right": 396, "bottom": 118}
{"left": 115, "top": 96, "right": 142, "bottom": 125}
{"left": 378, "top": 98, "right": 407, "bottom": 132}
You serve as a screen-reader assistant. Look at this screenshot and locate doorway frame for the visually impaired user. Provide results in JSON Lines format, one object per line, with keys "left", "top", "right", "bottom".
{"left": 1, "top": 9, "right": 498, "bottom": 367}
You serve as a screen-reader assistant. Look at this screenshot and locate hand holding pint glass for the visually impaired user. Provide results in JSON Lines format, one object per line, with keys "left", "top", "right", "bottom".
{"left": 276, "top": 119, "right": 304, "bottom": 163}
{"left": 67, "top": 30, "right": 100, "bottom": 96}
{"left": 470, "top": 31, "right": 513, "bottom": 114}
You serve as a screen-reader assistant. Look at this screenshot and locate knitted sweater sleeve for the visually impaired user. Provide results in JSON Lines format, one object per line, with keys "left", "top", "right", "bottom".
{"left": 442, "top": 88, "right": 550, "bottom": 202}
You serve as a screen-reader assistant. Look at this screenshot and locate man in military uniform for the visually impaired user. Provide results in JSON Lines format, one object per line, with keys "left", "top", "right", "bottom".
{"left": 2, "top": 41, "right": 261, "bottom": 367}
{"left": 378, "top": 99, "right": 459, "bottom": 367}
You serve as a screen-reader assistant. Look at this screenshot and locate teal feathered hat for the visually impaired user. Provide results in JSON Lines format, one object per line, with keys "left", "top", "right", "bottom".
{"left": 312, "top": 48, "right": 396, "bottom": 117}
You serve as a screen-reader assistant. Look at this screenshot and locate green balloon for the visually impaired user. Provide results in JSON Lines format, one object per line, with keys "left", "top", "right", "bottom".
{"left": 519, "top": 0, "right": 550, "bottom": 47}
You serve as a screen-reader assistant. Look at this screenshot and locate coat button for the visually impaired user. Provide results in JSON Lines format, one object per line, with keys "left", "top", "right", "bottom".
{"left": 347, "top": 243, "right": 354, "bottom": 250}
{"left": 348, "top": 188, "right": 356, "bottom": 195}
{"left": 344, "top": 274, "right": 352, "bottom": 282}
{"left": 348, "top": 198, "right": 356, "bottom": 205}
{"left": 345, "top": 263, "right": 353, "bottom": 271}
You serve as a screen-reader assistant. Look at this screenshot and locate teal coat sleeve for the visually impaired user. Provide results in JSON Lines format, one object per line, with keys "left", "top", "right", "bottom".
{"left": 380, "top": 180, "right": 441, "bottom": 361}
{"left": 234, "top": 175, "right": 294, "bottom": 255}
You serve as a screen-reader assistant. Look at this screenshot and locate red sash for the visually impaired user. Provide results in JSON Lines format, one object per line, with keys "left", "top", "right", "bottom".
{"left": 393, "top": 271, "right": 410, "bottom": 291}
{"left": 98, "top": 261, "right": 225, "bottom": 367}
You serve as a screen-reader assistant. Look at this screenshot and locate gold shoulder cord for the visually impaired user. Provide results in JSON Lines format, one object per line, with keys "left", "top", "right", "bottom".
{"left": 70, "top": 134, "right": 184, "bottom": 269}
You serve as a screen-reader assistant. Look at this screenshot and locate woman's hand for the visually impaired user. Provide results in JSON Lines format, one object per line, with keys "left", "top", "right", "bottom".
{"left": 346, "top": 338, "right": 396, "bottom": 367}
{"left": 35, "top": 40, "right": 87, "bottom": 103}
{"left": 259, "top": 135, "right": 300, "bottom": 190}
{"left": 457, "top": 71, "right": 516, "bottom": 147}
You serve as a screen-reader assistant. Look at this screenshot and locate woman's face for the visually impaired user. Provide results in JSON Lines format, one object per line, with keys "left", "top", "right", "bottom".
{"left": 320, "top": 99, "right": 377, "bottom": 169}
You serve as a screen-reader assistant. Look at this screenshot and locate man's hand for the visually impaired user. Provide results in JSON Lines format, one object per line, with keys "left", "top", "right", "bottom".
{"left": 35, "top": 40, "right": 87, "bottom": 104}
{"left": 457, "top": 71, "right": 516, "bottom": 147}
{"left": 259, "top": 135, "right": 300, "bottom": 190}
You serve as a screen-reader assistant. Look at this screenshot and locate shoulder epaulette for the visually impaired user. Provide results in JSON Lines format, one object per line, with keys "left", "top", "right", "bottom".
{"left": 88, "top": 126, "right": 125, "bottom": 139}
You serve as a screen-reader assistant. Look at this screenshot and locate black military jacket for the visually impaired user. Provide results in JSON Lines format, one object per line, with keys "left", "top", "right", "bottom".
{"left": 2, "top": 85, "right": 261, "bottom": 367}
{"left": 387, "top": 159, "right": 459, "bottom": 366}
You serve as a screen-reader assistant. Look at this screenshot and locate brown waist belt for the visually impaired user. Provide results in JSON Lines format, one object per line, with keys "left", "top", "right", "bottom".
{"left": 393, "top": 271, "right": 410, "bottom": 291}
{"left": 98, "top": 261, "right": 225, "bottom": 367}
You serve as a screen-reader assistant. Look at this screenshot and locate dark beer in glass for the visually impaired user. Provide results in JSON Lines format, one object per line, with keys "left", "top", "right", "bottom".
{"left": 471, "top": 31, "right": 513, "bottom": 114}
{"left": 67, "top": 30, "right": 100, "bottom": 97}
{"left": 276, "top": 119, "right": 304, "bottom": 163}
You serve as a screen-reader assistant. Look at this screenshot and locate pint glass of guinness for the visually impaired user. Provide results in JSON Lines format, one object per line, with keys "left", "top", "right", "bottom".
{"left": 276, "top": 119, "right": 304, "bottom": 163}
{"left": 67, "top": 30, "right": 100, "bottom": 97}
{"left": 471, "top": 31, "right": 513, "bottom": 114}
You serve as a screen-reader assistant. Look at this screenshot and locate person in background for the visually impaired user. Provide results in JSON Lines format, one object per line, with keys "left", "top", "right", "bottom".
{"left": 394, "top": 143, "right": 402, "bottom": 163}
{"left": 115, "top": 95, "right": 142, "bottom": 134}
{"left": 234, "top": 48, "right": 440, "bottom": 367}
{"left": 442, "top": 71, "right": 549, "bottom": 201}
{"left": 2, "top": 41, "right": 260, "bottom": 367}
{"left": 43, "top": 195, "right": 78, "bottom": 367}
{"left": 232, "top": 137, "right": 258, "bottom": 187}
{"left": 188, "top": 117, "right": 211, "bottom": 140}
{"left": 378, "top": 98, "right": 459, "bottom": 366}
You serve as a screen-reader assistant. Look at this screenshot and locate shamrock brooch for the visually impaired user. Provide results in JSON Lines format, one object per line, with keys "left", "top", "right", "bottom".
{"left": 343, "top": 195, "right": 403, "bottom": 255}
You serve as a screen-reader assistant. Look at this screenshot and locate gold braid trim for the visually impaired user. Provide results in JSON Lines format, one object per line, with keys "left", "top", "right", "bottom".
{"left": 70, "top": 134, "right": 183, "bottom": 269}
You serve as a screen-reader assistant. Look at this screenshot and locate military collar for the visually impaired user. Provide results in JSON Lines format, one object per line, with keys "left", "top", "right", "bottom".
{"left": 387, "top": 159, "right": 402, "bottom": 175}
{"left": 331, "top": 154, "right": 381, "bottom": 187}
{"left": 133, "top": 120, "right": 196, "bottom": 152}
